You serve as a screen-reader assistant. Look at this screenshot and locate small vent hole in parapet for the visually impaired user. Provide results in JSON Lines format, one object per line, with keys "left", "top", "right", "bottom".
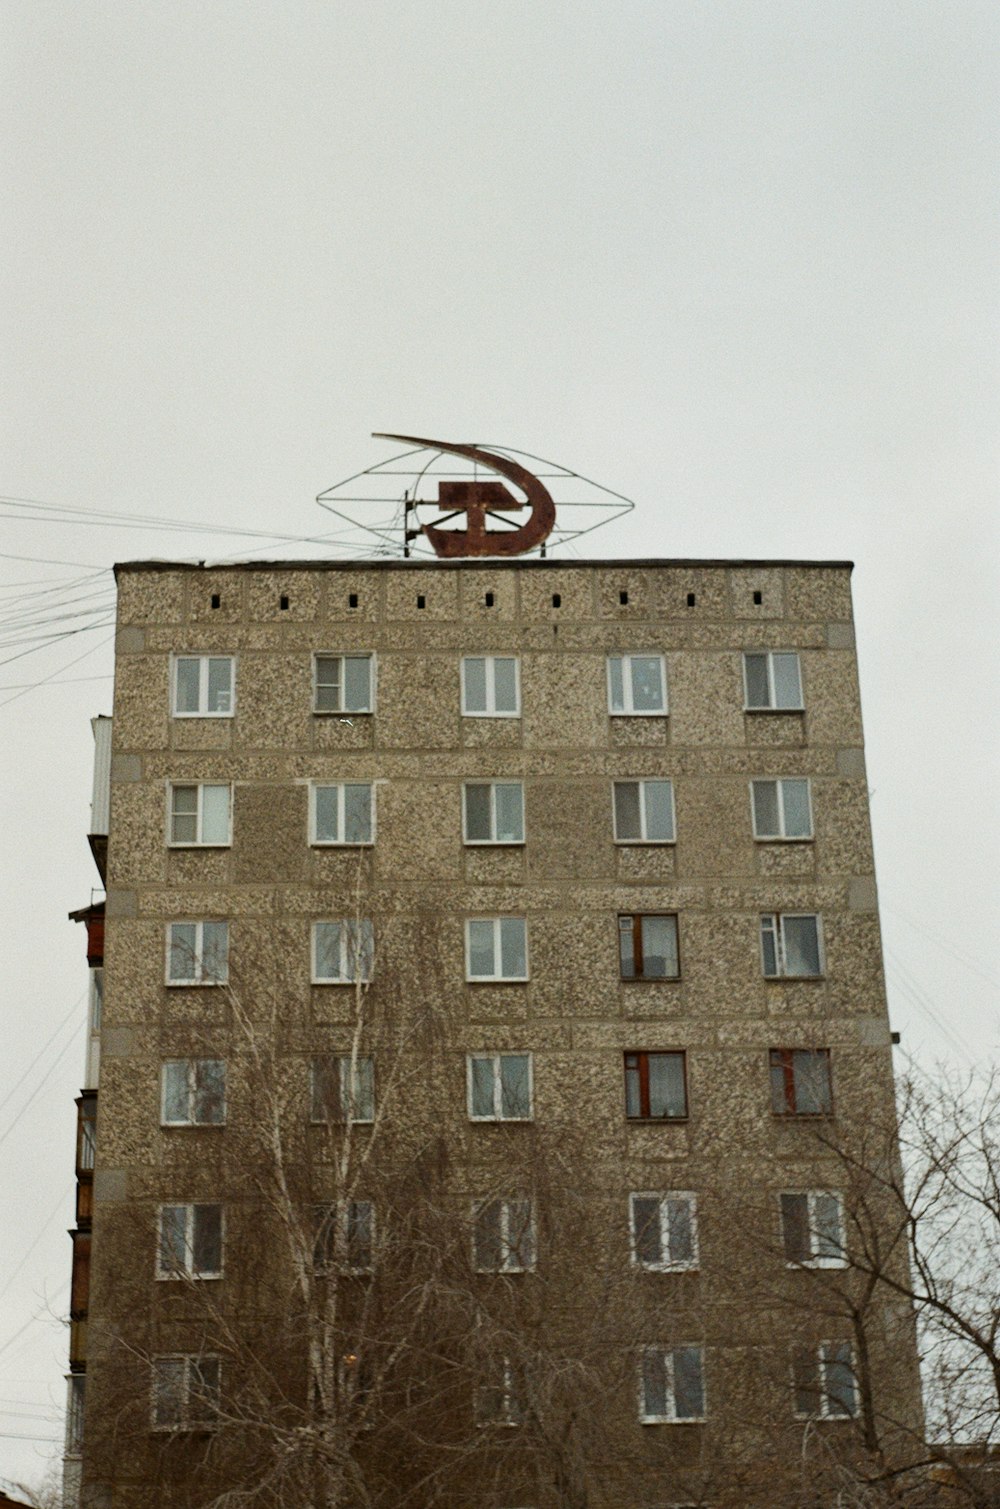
{"left": 210, "top": 593, "right": 221, "bottom": 610}
{"left": 279, "top": 595, "right": 289, "bottom": 610}
{"left": 753, "top": 590, "right": 763, "bottom": 606}
{"left": 552, "top": 593, "right": 561, "bottom": 608}
{"left": 619, "top": 590, "right": 629, "bottom": 606}
{"left": 485, "top": 591, "right": 494, "bottom": 607}
{"left": 349, "top": 593, "right": 358, "bottom": 609}
{"left": 416, "top": 595, "right": 426, "bottom": 609}
{"left": 686, "top": 592, "right": 696, "bottom": 607}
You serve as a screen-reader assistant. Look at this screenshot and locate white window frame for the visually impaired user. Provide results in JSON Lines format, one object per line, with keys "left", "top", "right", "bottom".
{"left": 629, "top": 1192, "right": 699, "bottom": 1272}
{"left": 310, "top": 1054, "right": 375, "bottom": 1125}
{"left": 466, "top": 1052, "right": 534, "bottom": 1122}
{"left": 165, "top": 921, "right": 229, "bottom": 986}
{"left": 742, "top": 651, "right": 803, "bottom": 711}
{"left": 750, "top": 778, "right": 813, "bottom": 841}
{"left": 312, "top": 652, "right": 375, "bottom": 714}
{"left": 612, "top": 779, "right": 676, "bottom": 843}
{"left": 472, "top": 1197, "right": 536, "bottom": 1273}
{"left": 606, "top": 654, "right": 668, "bottom": 716}
{"left": 167, "top": 783, "right": 232, "bottom": 847}
{"left": 465, "top": 918, "right": 529, "bottom": 982}
{"left": 780, "top": 1190, "right": 847, "bottom": 1269}
{"left": 475, "top": 1357, "right": 522, "bottom": 1427}
{"left": 793, "top": 1341, "right": 858, "bottom": 1419}
{"left": 760, "top": 913, "right": 824, "bottom": 978}
{"left": 462, "top": 780, "right": 525, "bottom": 845}
{"left": 310, "top": 782, "right": 376, "bottom": 846}
{"left": 638, "top": 1345, "right": 706, "bottom": 1423}
{"left": 312, "top": 919, "right": 374, "bottom": 984}
{"left": 171, "top": 656, "right": 235, "bottom": 718}
{"left": 156, "top": 1203, "right": 224, "bottom": 1280}
{"left": 460, "top": 655, "right": 521, "bottom": 718}
{"left": 160, "top": 1059, "right": 226, "bottom": 1127}
{"left": 151, "top": 1355, "right": 221, "bottom": 1430}
{"left": 313, "top": 1199, "right": 375, "bottom": 1274}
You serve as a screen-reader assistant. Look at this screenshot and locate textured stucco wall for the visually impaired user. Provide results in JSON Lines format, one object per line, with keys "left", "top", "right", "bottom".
{"left": 81, "top": 559, "right": 923, "bottom": 1507}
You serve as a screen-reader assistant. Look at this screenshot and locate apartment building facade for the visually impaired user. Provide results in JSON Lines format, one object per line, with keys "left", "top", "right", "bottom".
{"left": 69, "top": 554, "right": 925, "bottom": 1508}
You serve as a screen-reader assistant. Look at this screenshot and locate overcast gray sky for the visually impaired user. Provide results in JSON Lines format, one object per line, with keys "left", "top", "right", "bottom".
{"left": 1, "top": 1, "right": 997, "bottom": 1490}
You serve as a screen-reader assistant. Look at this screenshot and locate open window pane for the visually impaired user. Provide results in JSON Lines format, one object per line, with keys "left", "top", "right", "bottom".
{"left": 470, "top": 1057, "right": 496, "bottom": 1118}
{"left": 823, "top": 1343, "right": 856, "bottom": 1416}
{"left": 641, "top": 916, "right": 678, "bottom": 978}
{"left": 631, "top": 1197, "right": 663, "bottom": 1266}
{"left": 314, "top": 786, "right": 340, "bottom": 842}
{"left": 194, "top": 1060, "right": 226, "bottom": 1124}
{"left": 168, "top": 924, "right": 197, "bottom": 982}
{"left": 467, "top": 921, "right": 495, "bottom": 977}
{"left": 343, "top": 784, "right": 372, "bottom": 843}
{"left": 751, "top": 781, "right": 780, "bottom": 837}
{"left": 792, "top": 1050, "right": 831, "bottom": 1114}
{"left": 744, "top": 654, "right": 770, "bottom": 707}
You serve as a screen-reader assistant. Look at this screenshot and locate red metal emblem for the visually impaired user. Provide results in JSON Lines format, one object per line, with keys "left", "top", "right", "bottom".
{"left": 373, "top": 434, "right": 556, "bottom": 558}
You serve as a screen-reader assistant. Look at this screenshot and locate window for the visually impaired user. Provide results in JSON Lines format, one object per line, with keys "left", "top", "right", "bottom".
{"left": 780, "top": 1191, "right": 846, "bottom": 1268}
{"left": 310, "top": 1055, "right": 375, "bottom": 1124}
{"left": 743, "top": 652, "right": 803, "bottom": 710}
{"left": 313, "top": 1200, "right": 374, "bottom": 1273}
{"left": 629, "top": 1193, "right": 698, "bottom": 1271}
{"left": 639, "top": 1346, "right": 705, "bottom": 1422}
{"left": 465, "top": 918, "right": 528, "bottom": 981}
{"left": 161, "top": 1060, "right": 226, "bottom": 1126}
{"left": 463, "top": 782, "right": 525, "bottom": 844}
{"left": 760, "top": 914, "right": 823, "bottom": 977}
{"left": 313, "top": 653, "right": 373, "bottom": 713}
{"left": 151, "top": 1356, "right": 221, "bottom": 1429}
{"left": 475, "top": 1358, "right": 523, "bottom": 1427}
{"left": 468, "top": 1053, "right": 532, "bottom": 1121}
{"left": 750, "top": 779, "right": 812, "bottom": 840}
{"left": 625, "top": 1052, "right": 688, "bottom": 1120}
{"left": 312, "top": 920, "right": 374, "bottom": 983}
{"left": 157, "top": 1204, "right": 223, "bottom": 1279}
{"left": 770, "top": 1049, "right": 832, "bottom": 1116}
{"left": 793, "top": 1342, "right": 857, "bottom": 1418}
{"left": 168, "top": 784, "right": 231, "bottom": 846}
{"left": 166, "top": 921, "right": 229, "bottom": 985}
{"left": 612, "top": 780, "right": 675, "bottom": 843}
{"left": 461, "top": 656, "right": 520, "bottom": 717}
{"left": 473, "top": 1198, "right": 535, "bottom": 1272}
{"left": 65, "top": 1374, "right": 85, "bottom": 1455}
{"left": 172, "top": 656, "right": 234, "bottom": 717}
{"left": 311, "top": 783, "right": 374, "bottom": 845}
{"left": 619, "top": 915, "right": 679, "bottom": 979}
{"left": 607, "top": 654, "right": 667, "bottom": 715}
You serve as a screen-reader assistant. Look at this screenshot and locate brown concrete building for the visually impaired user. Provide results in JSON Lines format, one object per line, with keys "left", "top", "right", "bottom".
{"left": 68, "top": 555, "right": 926, "bottom": 1508}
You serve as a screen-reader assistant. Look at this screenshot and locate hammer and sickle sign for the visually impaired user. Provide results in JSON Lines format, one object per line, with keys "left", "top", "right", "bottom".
{"left": 373, "top": 434, "right": 556, "bottom": 558}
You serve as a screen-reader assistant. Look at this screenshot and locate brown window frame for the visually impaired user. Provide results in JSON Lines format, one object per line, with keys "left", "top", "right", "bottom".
{"left": 770, "top": 1049, "right": 833, "bottom": 1116}
{"left": 618, "top": 914, "right": 680, "bottom": 981}
{"left": 624, "top": 1051, "right": 688, "bottom": 1121}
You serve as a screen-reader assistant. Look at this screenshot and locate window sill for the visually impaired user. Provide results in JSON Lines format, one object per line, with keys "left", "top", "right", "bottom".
{"left": 171, "top": 713, "right": 234, "bottom": 721}
{"left": 639, "top": 1416, "right": 704, "bottom": 1426}
{"left": 608, "top": 711, "right": 669, "bottom": 719}
{"left": 461, "top": 713, "right": 522, "bottom": 721}
{"left": 626, "top": 1117, "right": 689, "bottom": 1126}
{"left": 463, "top": 841, "right": 526, "bottom": 848}
{"left": 753, "top": 836, "right": 814, "bottom": 845}
{"left": 311, "top": 842, "right": 375, "bottom": 850}
{"left": 160, "top": 1122, "right": 226, "bottom": 1131}
{"left": 743, "top": 706, "right": 804, "bottom": 715}
{"left": 614, "top": 840, "right": 676, "bottom": 848}
{"left": 466, "top": 978, "right": 530, "bottom": 985}
{"left": 621, "top": 975, "right": 682, "bottom": 983}
{"left": 312, "top": 710, "right": 373, "bottom": 717}
{"left": 763, "top": 974, "right": 825, "bottom": 983}
{"left": 165, "top": 981, "right": 227, "bottom": 989}
{"left": 167, "top": 843, "right": 232, "bottom": 851}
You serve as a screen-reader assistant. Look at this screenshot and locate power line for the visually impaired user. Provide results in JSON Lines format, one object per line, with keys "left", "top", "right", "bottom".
{"left": 0, "top": 1024, "right": 84, "bottom": 1149}
{"left": 0, "top": 989, "right": 87, "bottom": 1118}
